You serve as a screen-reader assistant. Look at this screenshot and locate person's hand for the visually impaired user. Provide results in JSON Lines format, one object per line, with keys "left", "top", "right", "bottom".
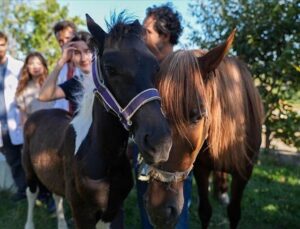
{"left": 58, "top": 42, "right": 76, "bottom": 66}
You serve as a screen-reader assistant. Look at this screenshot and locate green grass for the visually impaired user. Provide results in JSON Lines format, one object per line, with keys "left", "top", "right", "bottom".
{"left": 1, "top": 153, "right": 299, "bottom": 228}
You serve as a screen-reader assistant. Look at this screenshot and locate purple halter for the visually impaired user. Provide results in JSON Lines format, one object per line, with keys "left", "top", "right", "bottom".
{"left": 92, "top": 54, "right": 161, "bottom": 131}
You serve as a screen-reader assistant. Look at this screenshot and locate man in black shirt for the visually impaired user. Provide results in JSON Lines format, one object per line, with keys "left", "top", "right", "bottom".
{"left": 39, "top": 32, "right": 92, "bottom": 113}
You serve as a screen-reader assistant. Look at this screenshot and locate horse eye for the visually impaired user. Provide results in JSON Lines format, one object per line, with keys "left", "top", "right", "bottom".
{"left": 105, "top": 65, "right": 117, "bottom": 75}
{"left": 189, "top": 108, "right": 202, "bottom": 124}
{"left": 155, "top": 65, "right": 160, "bottom": 73}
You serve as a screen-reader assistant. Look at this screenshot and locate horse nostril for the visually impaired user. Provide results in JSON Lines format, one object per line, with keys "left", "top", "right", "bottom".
{"left": 148, "top": 205, "right": 178, "bottom": 228}
{"left": 165, "top": 207, "right": 173, "bottom": 218}
{"left": 161, "top": 206, "right": 177, "bottom": 220}
{"left": 143, "top": 134, "right": 155, "bottom": 152}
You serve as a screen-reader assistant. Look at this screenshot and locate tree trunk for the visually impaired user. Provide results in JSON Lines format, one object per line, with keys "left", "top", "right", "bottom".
{"left": 265, "top": 126, "right": 271, "bottom": 150}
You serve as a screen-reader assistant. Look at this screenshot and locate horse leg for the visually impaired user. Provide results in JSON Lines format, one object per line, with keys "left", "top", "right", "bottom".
{"left": 23, "top": 141, "right": 39, "bottom": 229}
{"left": 95, "top": 220, "right": 110, "bottom": 229}
{"left": 71, "top": 208, "right": 98, "bottom": 229}
{"left": 227, "top": 172, "right": 251, "bottom": 229}
{"left": 53, "top": 194, "right": 68, "bottom": 229}
{"left": 213, "top": 171, "right": 229, "bottom": 205}
{"left": 25, "top": 185, "right": 39, "bottom": 229}
{"left": 194, "top": 164, "right": 212, "bottom": 229}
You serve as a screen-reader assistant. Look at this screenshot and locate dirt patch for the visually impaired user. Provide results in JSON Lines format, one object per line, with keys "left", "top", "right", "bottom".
{"left": 261, "top": 138, "right": 300, "bottom": 166}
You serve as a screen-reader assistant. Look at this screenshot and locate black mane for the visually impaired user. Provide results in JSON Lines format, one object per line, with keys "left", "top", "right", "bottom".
{"left": 106, "top": 11, "right": 143, "bottom": 41}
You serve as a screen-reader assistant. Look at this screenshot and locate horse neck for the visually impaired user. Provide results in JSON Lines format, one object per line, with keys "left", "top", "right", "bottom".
{"left": 74, "top": 96, "right": 129, "bottom": 180}
{"left": 91, "top": 96, "right": 129, "bottom": 159}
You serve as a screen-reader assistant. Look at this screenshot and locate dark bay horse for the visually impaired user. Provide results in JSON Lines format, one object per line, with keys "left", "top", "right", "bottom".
{"left": 143, "top": 30, "right": 264, "bottom": 229}
{"left": 23, "top": 13, "right": 172, "bottom": 229}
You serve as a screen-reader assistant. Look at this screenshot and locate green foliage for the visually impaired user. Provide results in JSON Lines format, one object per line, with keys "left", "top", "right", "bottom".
{"left": 188, "top": 0, "right": 300, "bottom": 150}
{"left": 0, "top": 0, "right": 84, "bottom": 69}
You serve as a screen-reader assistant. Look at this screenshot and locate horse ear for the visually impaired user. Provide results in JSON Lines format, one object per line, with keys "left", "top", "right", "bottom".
{"left": 133, "top": 19, "right": 140, "bottom": 26}
{"left": 86, "top": 14, "right": 107, "bottom": 54}
{"left": 198, "top": 29, "right": 236, "bottom": 75}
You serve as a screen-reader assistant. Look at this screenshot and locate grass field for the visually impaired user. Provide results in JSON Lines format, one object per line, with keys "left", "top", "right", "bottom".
{"left": 0, "top": 152, "right": 299, "bottom": 228}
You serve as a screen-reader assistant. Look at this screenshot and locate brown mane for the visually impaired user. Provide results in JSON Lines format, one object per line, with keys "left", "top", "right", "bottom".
{"left": 157, "top": 50, "right": 208, "bottom": 137}
{"left": 157, "top": 50, "right": 264, "bottom": 175}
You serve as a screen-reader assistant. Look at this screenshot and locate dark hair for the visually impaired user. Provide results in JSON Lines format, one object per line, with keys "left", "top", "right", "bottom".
{"left": 0, "top": 31, "right": 8, "bottom": 42}
{"left": 16, "top": 52, "right": 48, "bottom": 97}
{"left": 145, "top": 3, "right": 183, "bottom": 45}
{"left": 70, "top": 31, "right": 91, "bottom": 43}
{"left": 53, "top": 20, "right": 76, "bottom": 35}
{"left": 71, "top": 31, "right": 94, "bottom": 51}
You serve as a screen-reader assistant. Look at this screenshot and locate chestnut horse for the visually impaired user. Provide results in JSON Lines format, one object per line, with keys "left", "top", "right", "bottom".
{"left": 22, "top": 13, "right": 172, "bottom": 229}
{"left": 143, "top": 30, "right": 264, "bottom": 228}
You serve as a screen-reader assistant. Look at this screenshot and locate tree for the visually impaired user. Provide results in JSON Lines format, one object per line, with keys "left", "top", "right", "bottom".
{"left": 188, "top": 0, "right": 300, "bottom": 150}
{"left": 0, "top": 0, "right": 83, "bottom": 69}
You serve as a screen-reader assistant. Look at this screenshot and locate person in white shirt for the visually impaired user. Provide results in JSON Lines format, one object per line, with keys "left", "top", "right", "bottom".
{"left": 0, "top": 31, "right": 26, "bottom": 201}
{"left": 15, "top": 51, "right": 56, "bottom": 210}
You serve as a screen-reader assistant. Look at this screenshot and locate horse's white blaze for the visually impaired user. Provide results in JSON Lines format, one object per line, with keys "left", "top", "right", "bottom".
{"left": 71, "top": 75, "right": 95, "bottom": 154}
{"left": 25, "top": 186, "right": 39, "bottom": 229}
{"left": 95, "top": 220, "right": 110, "bottom": 229}
{"left": 53, "top": 194, "right": 68, "bottom": 229}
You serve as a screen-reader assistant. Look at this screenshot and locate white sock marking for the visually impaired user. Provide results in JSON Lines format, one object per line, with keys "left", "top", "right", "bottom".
{"left": 53, "top": 193, "right": 68, "bottom": 229}
{"left": 95, "top": 219, "right": 110, "bottom": 229}
{"left": 25, "top": 186, "right": 39, "bottom": 229}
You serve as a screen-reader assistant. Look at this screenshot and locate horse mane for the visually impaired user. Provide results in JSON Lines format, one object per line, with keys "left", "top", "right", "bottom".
{"left": 106, "top": 11, "right": 142, "bottom": 42}
{"left": 71, "top": 74, "right": 95, "bottom": 154}
{"left": 158, "top": 50, "right": 264, "bottom": 175}
{"left": 206, "top": 57, "right": 264, "bottom": 174}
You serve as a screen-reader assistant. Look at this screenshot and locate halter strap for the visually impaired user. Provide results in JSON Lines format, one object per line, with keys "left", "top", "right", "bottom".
{"left": 138, "top": 160, "right": 193, "bottom": 183}
{"left": 92, "top": 54, "right": 161, "bottom": 130}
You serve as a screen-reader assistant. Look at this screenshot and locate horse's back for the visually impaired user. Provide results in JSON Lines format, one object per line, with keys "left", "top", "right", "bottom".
{"left": 22, "top": 109, "right": 72, "bottom": 195}
{"left": 24, "top": 108, "right": 71, "bottom": 154}
{"left": 24, "top": 108, "right": 71, "bottom": 136}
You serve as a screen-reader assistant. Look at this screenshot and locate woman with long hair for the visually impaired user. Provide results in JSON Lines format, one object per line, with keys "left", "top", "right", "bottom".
{"left": 16, "top": 52, "right": 54, "bottom": 124}
{"left": 15, "top": 52, "right": 55, "bottom": 212}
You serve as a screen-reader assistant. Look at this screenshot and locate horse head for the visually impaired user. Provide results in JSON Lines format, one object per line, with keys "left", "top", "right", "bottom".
{"left": 86, "top": 13, "right": 172, "bottom": 164}
{"left": 143, "top": 30, "right": 236, "bottom": 228}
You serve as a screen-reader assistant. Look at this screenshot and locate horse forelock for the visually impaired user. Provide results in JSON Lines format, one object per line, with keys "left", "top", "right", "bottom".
{"left": 106, "top": 11, "right": 142, "bottom": 43}
{"left": 71, "top": 75, "right": 95, "bottom": 154}
{"left": 157, "top": 50, "right": 208, "bottom": 138}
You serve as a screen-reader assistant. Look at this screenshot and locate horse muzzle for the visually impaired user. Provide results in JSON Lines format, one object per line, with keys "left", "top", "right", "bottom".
{"left": 144, "top": 179, "right": 183, "bottom": 229}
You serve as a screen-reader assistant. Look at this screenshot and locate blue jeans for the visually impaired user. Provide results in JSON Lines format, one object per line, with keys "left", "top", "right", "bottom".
{"left": 133, "top": 146, "right": 192, "bottom": 229}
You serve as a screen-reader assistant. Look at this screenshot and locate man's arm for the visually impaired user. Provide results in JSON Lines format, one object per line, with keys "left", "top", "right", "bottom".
{"left": 39, "top": 43, "right": 75, "bottom": 101}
